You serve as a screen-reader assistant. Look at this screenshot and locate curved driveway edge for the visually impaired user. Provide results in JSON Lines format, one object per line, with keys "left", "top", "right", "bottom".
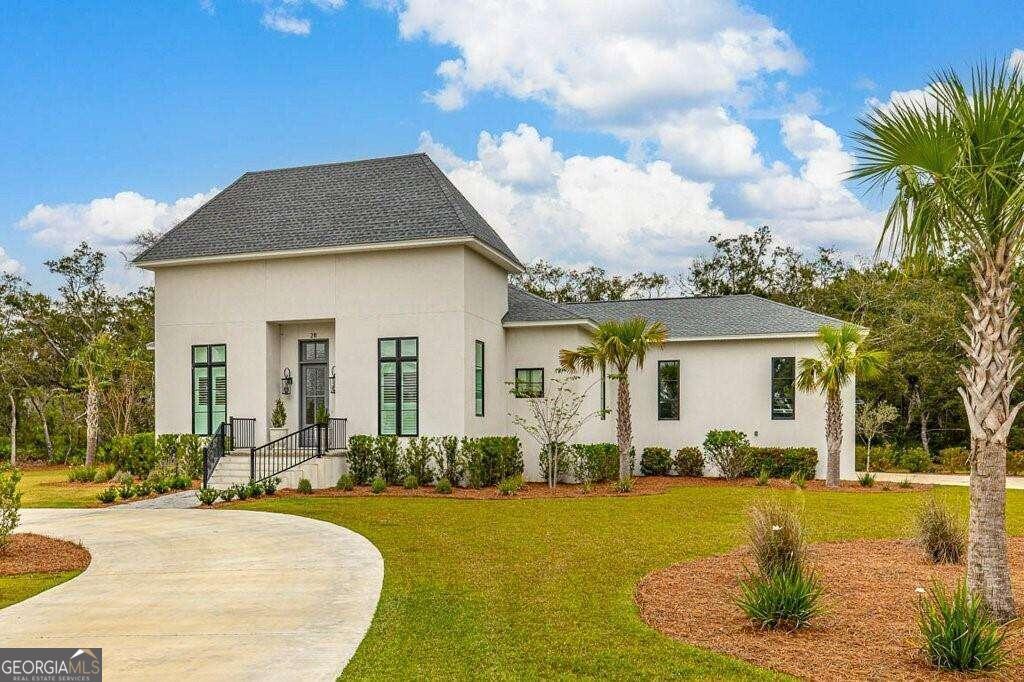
{"left": 0, "top": 508, "right": 383, "bottom": 681}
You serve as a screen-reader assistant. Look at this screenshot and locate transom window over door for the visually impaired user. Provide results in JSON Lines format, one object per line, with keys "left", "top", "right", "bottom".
{"left": 657, "top": 360, "right": 680, "bottom": 420}
{"left": 379, "top": 337, "right": 418, "bottom": 436}
{"left": 192, "top": 344, "right": 226, "bottom": 435}
{"left": 771, "top": 356, "right": 796, "bottom": 420}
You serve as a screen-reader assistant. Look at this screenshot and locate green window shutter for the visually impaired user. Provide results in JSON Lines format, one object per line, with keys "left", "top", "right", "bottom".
{"left": 400, "top": 359, "right": 418, "bottom": 436}
{"left": 379, "top": 361, "right": 398, "bottom": 435}
{"left": 474, "top": 340, "right": 484, "bottom": 417}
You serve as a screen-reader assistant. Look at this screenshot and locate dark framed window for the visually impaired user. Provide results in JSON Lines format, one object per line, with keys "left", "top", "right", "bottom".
{"left": 474, "top": 340, "right": 485, "bottom": 417}
{"left": 379, "top": 337, "right": 418, "bottom": 436}
{"left": 191, "top": 344, "right": 226, "bottom": 435}
{"left": 514, "top": 368, "right": 544, "bottom": 398}
{"left": 657, "top": 360, "right": 680, "bottom": 420}
{"left": 771, "top": 356, "right": 796, "bottom": 420}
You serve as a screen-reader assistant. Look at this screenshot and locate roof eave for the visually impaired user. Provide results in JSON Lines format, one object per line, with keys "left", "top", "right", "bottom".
{"left": 134, "top": 236, "right": 524, "bottom": 274}
{"left": 503, "top": 318, "right": 598, "bottom": 330}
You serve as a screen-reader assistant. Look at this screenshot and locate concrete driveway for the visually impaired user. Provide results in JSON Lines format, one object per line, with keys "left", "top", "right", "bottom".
{"left": 0, "top": 507, "right": 383, "bottom": 681}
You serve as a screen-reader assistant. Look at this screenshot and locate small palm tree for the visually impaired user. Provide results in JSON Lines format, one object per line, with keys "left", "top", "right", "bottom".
{"left": 851, "top": 61, "right": 1024, "bottom": 622}
{"left": 797, "top": 324, "right": 886, "bottom": 488}
{"left": 68, "top": 333, "right": 113, "bottom": 465}
{"left": 560, "top": 317, "right": 668, "bottom": 481}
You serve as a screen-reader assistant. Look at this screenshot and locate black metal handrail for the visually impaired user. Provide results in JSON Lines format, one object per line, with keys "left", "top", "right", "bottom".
{"left": 230, "top": 416, "right": 256, "bottom": 449}
{"left": 327, "top": 417, "right": 347, "bottom": 451}
{"left": 203, "top": 421, "right": 227, "bottom": 488}
{"left": 249, "top": 423, "right": 324, "bottom": 484}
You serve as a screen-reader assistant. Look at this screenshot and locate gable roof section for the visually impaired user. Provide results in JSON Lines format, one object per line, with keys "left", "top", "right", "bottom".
{"left": 504, "top": 285, "right": 845, "bottom": 338}
{"left": 134, "top": 153, "right": 523, "bottom": 270}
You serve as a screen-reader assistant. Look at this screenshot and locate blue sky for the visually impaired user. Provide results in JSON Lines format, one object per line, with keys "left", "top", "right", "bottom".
{"left": 2, "top": 1, "right": 1023, "bottom": 290}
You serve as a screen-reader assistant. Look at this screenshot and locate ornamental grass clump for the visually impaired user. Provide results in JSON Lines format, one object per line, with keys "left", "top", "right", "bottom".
{"left": 916, "top": 495, "right": 966, "bottom": 564}
{"left": 857, "top": 471, "right": 876, "bottom": 487}
{"left": 737, "top": 498, "right": 821, "bottom": 630}
{"left": 918, "top": 581, "right": 1005, "bottom": 672}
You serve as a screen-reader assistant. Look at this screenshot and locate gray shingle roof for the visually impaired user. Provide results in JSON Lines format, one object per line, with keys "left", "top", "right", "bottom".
{"left": 134, "top": 153, "right": 522, "bottom": 268}
{"left": 504, "top": 285, "right": 845, "bottom": 337}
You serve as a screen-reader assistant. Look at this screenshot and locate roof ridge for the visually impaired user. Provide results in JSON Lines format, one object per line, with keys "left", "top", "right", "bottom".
{"left": 746, "top": 293, "right": 845, "bottom": 323}
{"left": 508, "top": 283, "right": 579, "bottom": 314}
{"left": 564, "top": 293, "right": 735, "bottom": 305}
{"left": 243, "top": 153, "right": 428, "bottom": 176}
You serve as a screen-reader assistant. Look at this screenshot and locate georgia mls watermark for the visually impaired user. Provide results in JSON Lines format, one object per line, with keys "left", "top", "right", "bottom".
{"left": 0, "top": 648, "right": 101, "bottom": 682}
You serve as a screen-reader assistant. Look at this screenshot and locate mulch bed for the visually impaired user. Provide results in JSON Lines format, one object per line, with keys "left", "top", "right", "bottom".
{"left": 268, "top": 475, "right": 928, "bottom": 501}
{"left": 0, "top": 533, "right": 91, "bottom": 575}
{"left": 636, "top": 537, "right": 1024, "bottom": 681}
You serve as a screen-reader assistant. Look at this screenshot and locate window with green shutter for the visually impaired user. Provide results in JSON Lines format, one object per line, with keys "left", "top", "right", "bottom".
{"left": 474, "top": 340, "right": 485, "bottom": 417}
{"left": 191, "top": 344, "right": 227, "bottom": 435}
{"left": 379, "top": 337, "right": 418, "bottom": 436}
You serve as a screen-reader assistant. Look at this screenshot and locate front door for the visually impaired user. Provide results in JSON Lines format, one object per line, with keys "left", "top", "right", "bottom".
{"left": 299, "top": 340, "right": 329, "bottom": 444}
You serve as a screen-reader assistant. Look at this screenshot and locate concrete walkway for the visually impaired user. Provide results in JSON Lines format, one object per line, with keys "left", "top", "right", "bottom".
{"left": 0, "top": 508, "right": 383, "bottom": 681}
{"left": 864, "top": 471, "right": 1024, "bottom": 489}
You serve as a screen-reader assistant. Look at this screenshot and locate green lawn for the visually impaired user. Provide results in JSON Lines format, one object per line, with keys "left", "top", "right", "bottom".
{"left": 238, "top": 485, "right": 1024, "bottom": 679}
{"left": 18, "top": 466, "right": 104, "bottom": 508}
{"left": 0, "top": 570, "right": 82, "bottom": 609}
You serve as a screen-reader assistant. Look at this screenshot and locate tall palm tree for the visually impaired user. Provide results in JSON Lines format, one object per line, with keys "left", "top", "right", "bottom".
{"left": 851, "top": 62, "right": 1024, "bottom": 622}
{"left": 560, "top": 317, "right": 668, "bottom": 481}
{"left": 68, "top": 333, "right": 113, "bottom": 466}
{"left": 797, "top": 324, "right": 886, "bottom": 488}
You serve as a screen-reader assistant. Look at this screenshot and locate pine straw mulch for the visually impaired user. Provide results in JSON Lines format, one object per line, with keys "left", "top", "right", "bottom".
{"left": 271, "top": 475, "right": 929, "bottom": 501}
{"left": 636, "top": 537, "right": 1024, "bottom": 681}
{"left": 0, "top": 533, "right": 91, "bottom": 575}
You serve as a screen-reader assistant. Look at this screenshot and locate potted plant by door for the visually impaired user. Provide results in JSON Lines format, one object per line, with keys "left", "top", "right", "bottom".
{"left": 269, "top": 398, "right": 288, "bottom": 441}
{"left": 315, "top": 404, "right": 330, "bottom": 425}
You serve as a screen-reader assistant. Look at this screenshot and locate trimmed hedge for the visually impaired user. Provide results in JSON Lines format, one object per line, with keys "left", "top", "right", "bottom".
{"left": 743, "top": 446, "right": 817, "bottom": 479}
{"left": 570, "top": 443, "right": 619, "bottom": 483}
{"left": 673, "top": 447, "right": 704, "bottom": 477}
{"left": 640, "top": 447, "right": 672, "bottom": 476}
{"left": 464, "top": 436, "right": 523, "bottom": 487}
{"left": 102, "top": 433, "right": 158, "bottom": 477}
{"left": 348, "top": 435, "right": 376, "bottom": 484}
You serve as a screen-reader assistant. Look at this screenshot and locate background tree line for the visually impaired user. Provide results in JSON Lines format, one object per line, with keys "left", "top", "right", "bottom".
{"left": 0, "top": 243, "right": 153, "bottom": 465}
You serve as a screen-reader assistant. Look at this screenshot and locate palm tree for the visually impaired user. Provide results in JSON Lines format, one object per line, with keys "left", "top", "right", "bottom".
{"left": 797, "top": 324, "right": 886, "bottom": 488}
{"left": 851, "top": 62, "right": 1024, "bottom": 622}
{"left": 559, "top": 317, "right": 668, "bottom": 481}
{"left": 68, "top": 333, "right": 113, "bottom": 466}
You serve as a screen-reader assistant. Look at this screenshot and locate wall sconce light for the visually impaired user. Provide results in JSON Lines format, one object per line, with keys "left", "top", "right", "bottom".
{"left": 330, "top": 365, "right": 336, "bottom": 394}
{"left": 281, "top": 367, "right": 293, "bottom": 395}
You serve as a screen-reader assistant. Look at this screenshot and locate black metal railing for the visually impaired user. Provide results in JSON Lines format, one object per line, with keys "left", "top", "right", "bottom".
{"left": 327, "top": 417, "right": 347, "bottom": 451}
{"left": 230, "top": 416, "right": 256, "bottom": 449}
{"left": 203, "top": 421, "right": 227, "bottom": 488}
{"left": 249, "top": 423, "right": 324, "bottom": 484}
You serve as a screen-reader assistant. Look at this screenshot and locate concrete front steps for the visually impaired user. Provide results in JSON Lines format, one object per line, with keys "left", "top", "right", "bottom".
{"left": 208, "top": 452, "right": 348, "bottom": 490}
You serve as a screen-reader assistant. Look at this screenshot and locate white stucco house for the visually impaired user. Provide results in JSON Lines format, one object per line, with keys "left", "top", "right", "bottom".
{"left": 134, "top": 153, "right": 854, "bottom": 488}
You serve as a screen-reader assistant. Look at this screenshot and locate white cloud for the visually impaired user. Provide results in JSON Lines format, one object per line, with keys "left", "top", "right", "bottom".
{"left": 1011, "top": 48, "right": 1024, "bottom": 70}
{"left": 392, "top": 0, "right": 804, "bottom": 119}
{"left": 866, "top": 87, "right": 938, "bottom": 115}
{"left": 261, "top": 9, "right": 312, "bottom": 35}
{"left": 420, "top": 125, "right": 743, "bottom": 270}
{"left": 0, "top": 247, "right": 23, "bottom": 276}
{"left": 19, "top": 189, "right": 217, "bottom": 252}
{"left": 738, "top": 114, "right": 881, "bottom": 250}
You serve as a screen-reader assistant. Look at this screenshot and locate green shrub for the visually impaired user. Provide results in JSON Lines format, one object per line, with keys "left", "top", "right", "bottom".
{"left": 640, "top": 447, "right": 672, "bottom": 476}
{"left": 916, "top": 496, "right": 966, "bottom": 564}
{"left": 402, "top": 473, "right": 419, "bottom": 489}
{"left": 134, "top": 482, "right": 152, "bottom": 497}
{"left": 152, "top": 479, "right": 168, "bottom": 494}
{"left": 747, "top": 498, "right": 805, "bottom": 576}
{"left": 0, "top": 465, "right": 21, "bottom": 549}
{"left": 93, "top": 464, "right": 117, "bottom": 483}
{"left": 371, "top": 476, "right": 386, "bottom": 494}
{"left": 899, "top": 477, "right": 913, "bottom": 489}
{"left": 218, "top": 488, "right": 237, "bottom": 502}
{"left": 170, "top": 474, "right": 192, "bottom": 490}
{"left": 247, "top": 482, "right": 264, "bottom": 498}
{"left": 612, "top": 476, "right": 634, "bottom": 493}
{"left": 233, "top": 483, "right": 250, "bottom": 500}
{"left": 347, "top": 435, "right": 377, "bottom": 485}
{"left": 538, "top": 442, "right": 570, "bottom": 483}
{"left": 68, "top": 465, "right": 97, "bottom": 483}
{"left": 918, "top": 581, "right": 1005, "bottom": 672}
{"left": 176, "top": 434, "right": 203, "bottom": 480}
{"left": 263, "top": 478, "right": 280, "bottom": 495}
{"left": 196, "top": 488, "right": 218, "bottom": 506}
{"left": 297, "top": 478, "right": 313, "bottom": 494}
{"left": 938, "top": 447, "right": 970, "bottom": 473}
{"left": 857, "top": 471, "right": 875, "bottom": 487}
{"left": 466, "top": 436, "right": 524, "bottom": 487}
{"left": 336, "top": 474, "right": 355, "bottom": 491}
{"left": 1008, "top": 450, "right": 1024, "bottom": 476}
{"left": 497, "top": 474, "right": 525, "bottom": 496}
{"left": 104, "top": 432, "right": 158, "bottom": 477}
{"left": 744, "top": 447, "right": 817, "bottom": 479}
{"left": 789, "top": 470, "right": 807, "bottom": 489}
{"left": 402, "top": 437, "right": 436, "bottom": 485}
{"left": 97, "top": 487, "right": 117, "bottom": 504}
{"left": 755, "top": 468, "right": 769, "bottom": 486}
{"left": 434, "top": 477, "right": 452, "bottom": 494}
{"left": 569, "top": 443, "right": 619, "bottom": 483}
{"left": 374, "top": 435, "right": 404, "bottom": 485}
{"left": 117, "top": 479, "right": 135, "bottom": 499}
{"left": 434, "top": 435, "right": 464, "bottom": 485}
{"left": 673, "top": 447, "right": 704, "bottom": 477}
{"left": 737, "top": 567, "right": 823, "bottom": 630}
{"left": 900, "top": 447, "right": 932, "bottom": 473}
{"left": 703, "top": 430, "right": 750, "bottom": 479}
{"left": 271, "top": 398, "right": 287, "bottom": 429}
